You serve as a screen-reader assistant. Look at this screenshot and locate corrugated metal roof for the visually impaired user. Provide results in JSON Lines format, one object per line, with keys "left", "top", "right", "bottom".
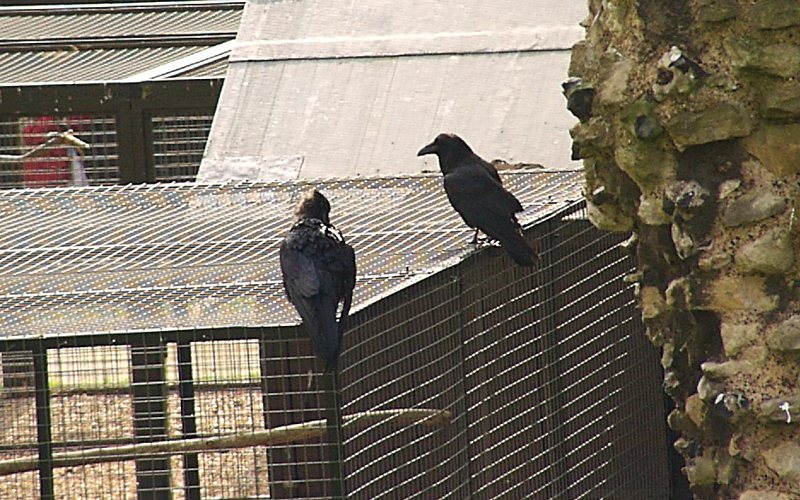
{"left": 201, "top": 0, "right": 586, "bottom": 179}
{"left": 125, "top": 40, "right": 233, "bottom": 81}
{"left": 1, "top": 1, "right": 243, "bottom": 42}
{"left": 0, "top": 169, "right": 582, "bottom": 339}
{"left": 173, "top": 56, "right": 229, "bottom": 78}
{"left": 0, "top": 1, "right": 242, "bottom": 83}
{"left": 3, "top": 10, "right": 240, "bottom": 43}
{"left": 0, "top": 45, "right": 213, "bottom": 84}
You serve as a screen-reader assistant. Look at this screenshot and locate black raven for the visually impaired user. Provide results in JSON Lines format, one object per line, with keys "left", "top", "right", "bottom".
{"left": 280, "top": 189, "right": 356, "bottom": 371}
{"left": 418, "top": 133, "right": 538, "bottom": 266}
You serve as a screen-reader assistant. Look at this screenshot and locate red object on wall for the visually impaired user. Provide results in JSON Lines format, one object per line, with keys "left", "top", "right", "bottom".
{"left": 22, "top": 116, "right": 70, "bottom": 188}
{"left": 21, "top": 116, "right": 88, "bottom": 188}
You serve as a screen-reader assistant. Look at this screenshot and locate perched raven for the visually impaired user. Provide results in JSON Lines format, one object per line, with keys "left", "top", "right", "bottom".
{"left": 418, "top": 133, "right": 538, "bottom": 266}
{"left": 280, "top": 189, "right": 356, "bottom": 371}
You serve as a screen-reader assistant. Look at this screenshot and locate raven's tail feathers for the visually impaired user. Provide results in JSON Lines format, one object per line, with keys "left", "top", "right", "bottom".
{"left": 302, "top": 297, "right": 341, "bottom": 372}
{"left": 498, "top": 229, "right": 539, "bottom": 267}
{"left": 324, "top": 357, "right": 338, "bottom": 373}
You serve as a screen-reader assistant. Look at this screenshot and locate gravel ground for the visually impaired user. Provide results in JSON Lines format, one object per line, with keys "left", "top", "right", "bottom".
{"left": 0, "top": 388, "right": 270, "bottom": 499}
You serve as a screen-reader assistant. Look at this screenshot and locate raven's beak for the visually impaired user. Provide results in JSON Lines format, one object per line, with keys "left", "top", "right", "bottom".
{"left": 417, "top": 142, "right": 437, "bottom": 156}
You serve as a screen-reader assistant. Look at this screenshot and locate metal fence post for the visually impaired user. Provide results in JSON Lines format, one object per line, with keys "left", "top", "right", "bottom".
{"left": 32, "top": 345, "right": 54, "bottom": 500}
{"left": 321, "top": 371, "right": 345, "bottom": 499}
{"left": 259, "top": 327, "right": 345, "bottom": 499}
{"left": 115, "top": 84, "right": 151, "bottom": 184}
{"left": 454, "top": 271, "right": 475, "bottom": 498}
{"left": 130, "top": 338, "right": 171, "bottom": 500}
{"left": 177, "top": 340, "right": 201, "bottom": 500}
{"left": 538, "top": 217, "right": 571, "bottom": 497}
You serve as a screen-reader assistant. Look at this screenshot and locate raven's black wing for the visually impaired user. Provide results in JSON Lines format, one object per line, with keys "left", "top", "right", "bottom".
{"left": 279, "top": 241, "right": 320, "bottom": 299}
{"left": 325, "top": 241, "right": 356, "bottom": 371}
{"left": 479, "top": 157, "right": 503, "bottom": 185}
{"left": 279, "top": 239, "right": 323, "bottom": 343}
{"left": 337, "top": 242, "right": 356, "bottom": 332}
{"left": 280, "top": 236, "right": 338, "bottom": 364}
{"left": 280, "top": 226, "right": 357, "bottom": 370}
{"left": 444, "top": 166, "right": 537, "bottom": 266}
{"left": 444, "top": 165, "right": 523, "bottom": 223}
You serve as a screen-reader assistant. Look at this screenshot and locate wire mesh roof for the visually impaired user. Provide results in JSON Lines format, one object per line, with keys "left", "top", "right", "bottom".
{"left": 0, "top": 170, "right": 582, "bottom": 340}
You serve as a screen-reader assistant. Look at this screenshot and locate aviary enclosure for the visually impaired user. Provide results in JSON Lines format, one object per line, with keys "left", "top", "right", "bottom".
{"left": 0, "top": 171, "right": 669, "bottom": 499}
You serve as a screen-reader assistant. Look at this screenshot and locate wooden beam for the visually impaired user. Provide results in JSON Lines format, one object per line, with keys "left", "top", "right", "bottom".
{"left": 0, "top": 408, "right": 451, "bottom": 476}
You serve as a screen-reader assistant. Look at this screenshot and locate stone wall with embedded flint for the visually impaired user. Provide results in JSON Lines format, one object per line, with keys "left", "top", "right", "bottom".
{"left": 565, "top": 1, "right": 800, "bottom": 498}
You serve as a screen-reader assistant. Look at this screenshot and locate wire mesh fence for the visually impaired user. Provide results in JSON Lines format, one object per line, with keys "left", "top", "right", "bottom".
{"left": 336, "top": 202, "right": 668, "bottom": 499}
{"left": 0, "top": 111, "right": 214, "bottom": 189}
{"left": 152, "top": 115, "right": 215, "bottom": 183}
{"left": 0, "top": 173, "right": 668, "bottom": 499}
{"left": 0, "top": 115, "right": 119, "bottom": 188}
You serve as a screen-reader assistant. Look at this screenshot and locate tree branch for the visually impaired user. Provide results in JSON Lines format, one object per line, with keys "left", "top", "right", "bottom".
{"left": 0, "top": 130, "right": 90, "bottom": 162}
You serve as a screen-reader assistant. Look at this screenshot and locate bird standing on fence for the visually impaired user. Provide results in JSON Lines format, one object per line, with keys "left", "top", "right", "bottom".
{"left": 417, "top": 133, "right": 538, "bottom": 266}
{"left": 280, "top": 189, "right": 357, "bottom": 372}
